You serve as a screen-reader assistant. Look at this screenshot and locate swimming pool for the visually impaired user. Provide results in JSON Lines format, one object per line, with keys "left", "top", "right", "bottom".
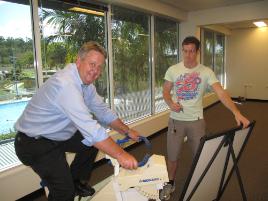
{"left": 0, "top": 100, "right": 29, "bottom": 135}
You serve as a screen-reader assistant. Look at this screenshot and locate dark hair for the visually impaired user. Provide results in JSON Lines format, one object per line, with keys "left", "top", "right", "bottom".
{"left": 78, "top": 41, "right": 107, "bottom": 59}
{"left": 182, "top": 36, "right": 200, "bottom": 51}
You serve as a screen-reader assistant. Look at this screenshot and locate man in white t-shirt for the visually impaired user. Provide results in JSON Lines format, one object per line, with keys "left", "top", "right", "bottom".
{"left": 163, "top": 36, "right": 250, "bottom": 191}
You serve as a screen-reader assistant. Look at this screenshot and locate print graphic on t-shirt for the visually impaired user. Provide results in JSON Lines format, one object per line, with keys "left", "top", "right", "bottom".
{"left": 175, "top": 72, "right": 201, "bottom": 101}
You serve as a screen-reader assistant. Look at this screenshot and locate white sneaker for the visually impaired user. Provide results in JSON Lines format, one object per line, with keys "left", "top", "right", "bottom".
{"left": 160, "top": 182, "right": 176, "bottom": 200}
{"left": 168, "top": 181, "right": 175, "bottom": 193}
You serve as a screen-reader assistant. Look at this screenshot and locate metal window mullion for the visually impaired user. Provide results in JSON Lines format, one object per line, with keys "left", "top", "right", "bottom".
{"left": 221, "top": 34, "right": 226, "bottom": 86}
{"left": 200, "top": 28, "right": 204, "bottom": 64}
{"left": 106, "top": 5, "right": 115, "bottom": 110}
{"left": 150, "top": 15, "right": 155, "bottom": 115}
{"left": 30, "top": 0, "right": 43, "bottom": 88}
{"left": 177, "top": 23, "right": 180, "bottom": 62}
{"left": 223, "top": 35, "right": 227, "bottom": 88}
{"left": 213, "top": 32, "right": 216, "bottom": 71}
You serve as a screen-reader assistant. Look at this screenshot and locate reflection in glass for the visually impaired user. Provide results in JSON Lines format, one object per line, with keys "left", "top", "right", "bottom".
{"left": 202, "top": 30, "right": 214, "bottom": 69}
{"left": 155, "top": 16, "right": 178, "bottom": 113}
{"left": 38, "top": 0, "right": 108, "bottom": 99}
{"left": 201, "top": 29, "right": 225, "bottom": 91}
{"left": 111, "top": 6, "right": 150, "bottom": 122}
{"left": 0, "top": 1, "right": 35, "bottom": 138}
{"left": 214, "top": 34, "right": 225, "bottom": 84}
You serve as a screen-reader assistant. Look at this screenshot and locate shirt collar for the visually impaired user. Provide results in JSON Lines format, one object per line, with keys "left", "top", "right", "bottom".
{"left": 69, "top": 63, "right": 89, "bottom": 89}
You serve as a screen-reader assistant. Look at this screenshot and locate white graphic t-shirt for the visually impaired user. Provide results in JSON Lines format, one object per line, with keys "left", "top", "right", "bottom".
{"left": 164, "top": 62, "right": 219, "bottom": 121}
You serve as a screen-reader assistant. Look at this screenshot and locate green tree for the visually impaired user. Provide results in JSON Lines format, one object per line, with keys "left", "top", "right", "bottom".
{"left": 41, "top": 9, "right": 105, "bottom": 62}
{"left": 40, "top": 8, "right": 107, "bottom": 97}
{"left": 46, "top": 42, "right": 66, "bottom": 69}
{"left": 112, "top": 12, "right": 149, "bottom": 94}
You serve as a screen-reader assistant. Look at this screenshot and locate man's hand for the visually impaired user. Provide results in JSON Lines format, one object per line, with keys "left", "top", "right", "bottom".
{"left": 127, "top": 128, "right": 140, "bottom": 141}
{"left": 95, "top": 137, "right": 138, "bottom": 169}
{"left": 109, "top": 119, "right": 140, "bottom": 141}
{"left": 115, "top": 150, "right": 138, "bottom": 169}
{"left": 169, "top": 102, "right": 183, "bottom": 113}
{"left": 234, "top": 112, "right": 250, "bottom": 129}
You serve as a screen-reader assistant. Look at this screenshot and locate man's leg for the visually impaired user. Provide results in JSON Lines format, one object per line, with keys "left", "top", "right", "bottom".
{"left": 32, "top": 150, "right": 75, "bottom": 201}
{"left": 167, "top": 119, "right": 186, "bottom": 181}
{"left": 62, "top": 131, "right": 98, "bottom": 196}
{"left": 167, "top": 159, "right": 178, "bottom": 182}
{"left": 186, "top": 119, "right": 206, "bottom": 158}
{"left": 70, "top": 146, "right": 98, "bottom": 183}
{"left": 15, "top": 132, "right": 75, "bottom": 201}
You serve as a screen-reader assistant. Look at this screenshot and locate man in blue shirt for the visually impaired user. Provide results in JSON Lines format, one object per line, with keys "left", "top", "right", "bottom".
{"left": 15, "top": 41, "right": 139, "bottom": 201}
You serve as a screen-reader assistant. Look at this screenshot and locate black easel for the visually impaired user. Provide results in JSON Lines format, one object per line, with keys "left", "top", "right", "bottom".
{"left": 179, "top": 121, "right": 256, "bottom": 201}
{"left": 215, "top": 134, "right": 247, "bottom": 201}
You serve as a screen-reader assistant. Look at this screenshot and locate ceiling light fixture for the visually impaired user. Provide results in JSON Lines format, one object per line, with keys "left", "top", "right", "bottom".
{"left": 253, "top": 21, "right": 267, "bottom": 28}
{"left": 69, "top": 7, "right": 104, "bottom": 16}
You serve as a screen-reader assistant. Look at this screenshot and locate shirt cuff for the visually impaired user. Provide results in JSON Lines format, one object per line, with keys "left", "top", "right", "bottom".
{"left": 81, "top": 130, "right": 109, "bottom": 147}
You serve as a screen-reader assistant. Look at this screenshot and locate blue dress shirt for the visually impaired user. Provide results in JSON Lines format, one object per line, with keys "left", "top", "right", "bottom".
{"left": 15, "top": 63, "right": 118, "bottom": 146}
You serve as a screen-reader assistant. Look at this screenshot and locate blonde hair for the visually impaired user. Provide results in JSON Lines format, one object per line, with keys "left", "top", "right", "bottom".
{"left": 78, "top": 41, "right": 107, "bottom": 59}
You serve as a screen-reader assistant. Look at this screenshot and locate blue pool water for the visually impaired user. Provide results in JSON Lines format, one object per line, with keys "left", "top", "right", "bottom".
{"left": 0, "top": 100, "right": 29, "bottom": 135}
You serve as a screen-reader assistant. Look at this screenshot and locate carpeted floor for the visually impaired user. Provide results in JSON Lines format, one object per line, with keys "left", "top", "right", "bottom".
{"left": 89, "top": 101, "right": 268, "bottom": 201}
{"left": 19, "top": 101, "right": 268, "bottom": 201}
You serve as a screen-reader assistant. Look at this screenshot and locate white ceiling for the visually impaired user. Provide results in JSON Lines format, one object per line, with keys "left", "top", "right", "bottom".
{"left": 158, "top": 0, "right": 264, "bottom": 12}
{"left": 157, "top": 0, "right": 267, "bottom": 29}
{"left": 220, "top": 19, "right": 268, "bottom": 30}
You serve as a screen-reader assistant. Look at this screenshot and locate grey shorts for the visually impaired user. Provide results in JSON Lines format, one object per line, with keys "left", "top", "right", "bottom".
{"left": 167, "top": 118, "right": 206, "bottom": 161}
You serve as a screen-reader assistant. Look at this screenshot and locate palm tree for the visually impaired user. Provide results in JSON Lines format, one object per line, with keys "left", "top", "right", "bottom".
{"left": 40, "top": 8, "right": 108, "bottom": 97}
{"left": 41, "top": 9, "right": 105, "bottom": 63}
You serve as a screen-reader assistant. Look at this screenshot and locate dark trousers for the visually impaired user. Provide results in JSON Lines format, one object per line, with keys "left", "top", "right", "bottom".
{"left": 14, "top": 131, "right": 98, "bottom": 201}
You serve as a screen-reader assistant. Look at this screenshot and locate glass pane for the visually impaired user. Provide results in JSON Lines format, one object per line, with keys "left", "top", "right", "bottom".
{"left": 155, "top": 16, "right": 178, "bottom": 113}
{"left": 38, "top": 1, "right": 108, "bottom": 99}
{"left": 0, "top": 0, "right": 35, "bottom": 140}
{"left": 202, "top": 29, "right": 226, "bottom": 92}
{"left": 112, "top": 6, "right": 150, "bottom": 122}
{"left": 214, "top": 34, "right": 225, "bottom": 85}
{"left": 202, "top": 30, "right": 214, "bottom": 69}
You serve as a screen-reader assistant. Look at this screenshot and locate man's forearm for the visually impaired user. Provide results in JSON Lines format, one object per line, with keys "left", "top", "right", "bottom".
{"left": 218, "top": 90, "right": 240, "bottom": 115}
{"left": 213, "top": 83, "right": 240, "bottom": 115}
{"left": 94, "top": 137, "right": 124, "bottom": 159}
{"left": 109, "top": 118, "right": 130, "bottom": 135}
{"left": 163, "top": 80, "right": 174, "bottom": 108}
{"left": 163, "top": 94, "right": 174, "bottom": 107}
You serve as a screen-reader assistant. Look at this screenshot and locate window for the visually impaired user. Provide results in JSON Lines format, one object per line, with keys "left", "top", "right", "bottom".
{"left": 38, "top": 0, "right": 108, "bottom": 99}
{"left": 214, "top": 34, "right": 225, "bottom": 85}
{"left": 111, "top": 6, "right": 151, "bottom": 122}
{"left": 0, "top": 1, "right": 180, "bottom": 172}
{"left": 201, "top": 28, "right": 225, "bottom": 87}
{"left": 154, "top": 16, "right": 178, "bottom": 113}
{"left": 0, "top": 0, "right": 35, "bottom": 140}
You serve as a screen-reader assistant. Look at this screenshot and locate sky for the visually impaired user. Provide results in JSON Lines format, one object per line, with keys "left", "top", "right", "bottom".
{"left": 0, "top": 1, "right": 32, "bottom": 39}
{"left": 0, "top": 0, "right": 56, "bottom": 40}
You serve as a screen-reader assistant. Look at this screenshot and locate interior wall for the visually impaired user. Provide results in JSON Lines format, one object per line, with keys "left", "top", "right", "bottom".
{"left": 226, "top": 27, "right": 268, "bottom": 100}
{"left": 179, "top": 0, "right": 268, "bottom": 100}
{"left": 180, "top": 0, "right": 268, "bottom": 40}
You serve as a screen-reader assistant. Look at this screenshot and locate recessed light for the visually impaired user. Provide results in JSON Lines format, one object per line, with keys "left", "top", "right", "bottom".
{"left": 69, "top": 7, "right": 104, "bottom": 16}
{"left": 253, "top": 21, "right": 267, "bottom": 27}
